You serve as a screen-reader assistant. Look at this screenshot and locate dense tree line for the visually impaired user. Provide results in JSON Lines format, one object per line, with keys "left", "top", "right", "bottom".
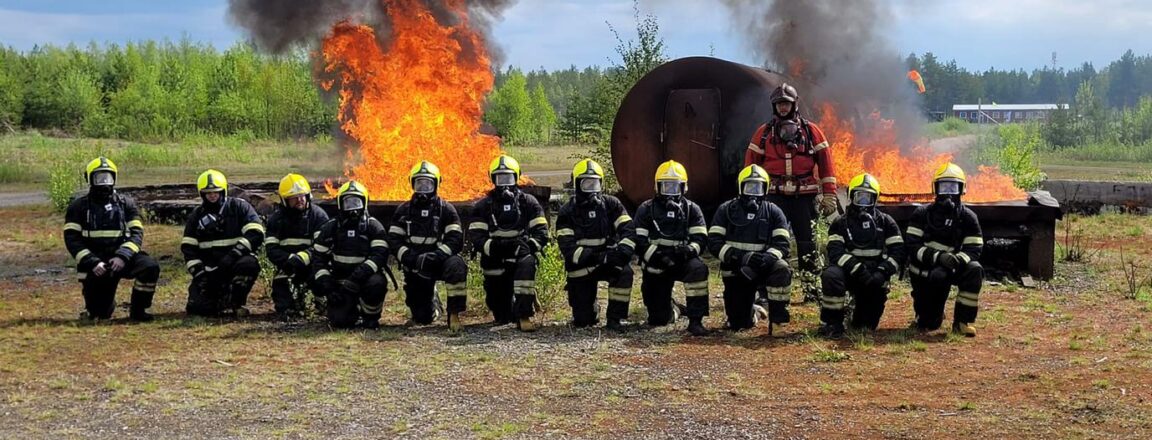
{"left": 0, "top": 40, "right": 332, "bottom": 141}
{"left": 908, "top": 49, "right": 1152, "bottom": 112}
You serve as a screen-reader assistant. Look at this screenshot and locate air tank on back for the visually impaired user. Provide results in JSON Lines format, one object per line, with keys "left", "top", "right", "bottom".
{"left": 610, "top": 56, "right": 790, "bottom": 210}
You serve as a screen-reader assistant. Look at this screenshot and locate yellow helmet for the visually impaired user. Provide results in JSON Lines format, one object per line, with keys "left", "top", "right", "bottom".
{"left": 847, "top": 173, "right": 881, "bottom": 208}
{"left": 197, "top": 169, "right": 228, "bottom": 198}
{"left": 737, "top": 164, "right": 770, "bottom": 197}
{"left": 85, "top": 157, "right": 118, "bottom": 186}
{"left": 337, "top": 180, "right": 369, "bottom": 212}
{"left": 489, "top": 155, "right": 521, "bottom": 187}
{"left": 654, "top": 160, "right": 688, "bottom": 196}
{"left": 278, "top": 173, "right": 312, "bottom": 199}
{"left": 932, "top": 163, "right": 967, "bottom": 196}
{"left": 408, "top": 160, "right": 442, "bottom": 194}
{"left": 571, "top": 159, "right": 604, "bottom": 194}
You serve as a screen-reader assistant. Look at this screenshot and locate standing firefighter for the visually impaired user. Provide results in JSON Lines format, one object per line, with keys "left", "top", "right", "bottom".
{"left": 388, "top": 161, "right": 468, "bottom": 332}
{"left": 182, "top": 169, "right": 265, "bottom": 317}
{"left": 467, "top": 155, "right": 549, "bottom": 332}
{"left": 744, "top": 83, "right": 838, "bottom": 301}
{"left": 906, "top": 163, "right": 984, "bottom": 337}
{"left": 312, "top": 181, "right": 391, "bottom": 329}
{"left": 630, "top": 160, "right": 710, "bottom": 335}
{"left": 819, "top": 174, "right": 905, "bottom": 338}
{"left": 556, "top": 159, "right": 636, "bottom": 329}
{"left": 64, "top": 157, "right": 159, "bottom": 321}
{"left": 708, "top": 164, "right": 793, "bottom": 334}
{"left": 265, "top": 173, "right": 329, "bottom": 320}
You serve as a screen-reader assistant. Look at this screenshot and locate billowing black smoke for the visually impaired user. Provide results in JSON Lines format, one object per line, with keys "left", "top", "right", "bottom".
{"left": 720, "top": 0, "right": 922, "bottom": 142}
{"left": 226, "top": 0, "right": 516, "bottom": 64}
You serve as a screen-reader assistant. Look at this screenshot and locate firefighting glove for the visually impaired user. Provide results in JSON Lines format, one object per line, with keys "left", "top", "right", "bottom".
{"left": 674, "top": 244, "right": 696, "bottom": 264}
{"left": 928, "top": 267, "right": 951, "bottom": 284}
{"left": 649, "top": 248, "right": 676, "bottom": 269}
{"left": 400, "top": 249, "right": 421, "bottom": 270}
{"left": 218, "top": 246, "right": 245, "bottom": 269}
{"left": 574, "top": 247, "right": 605, "bottom": 267}
{"left": 350, "top": 262, "right": 375, "bottom": 283}
{"left": 605, "top": 248, "right": 631, "bottom": 269}
{"left": 286, "top": 252, "right": 308, "bottom": 274}
{"left": 515, "top": 237, "right": 534, "bottom": 257}
{"left": 108, "top": 256, "right": 126, "bottom": 274}
{"left": 818, "top": 193, "right": 839, "bottom": 217}
{"left": 92, "top": 261, "right": 109, "bottom": 277}
{"left": 188, "top": 263, "right": 207, "bottom": 279}
{"left": 488, "top": 239, "right": 519, "bottom": 259}
{"left": 852, "top": 264, "right": 872, "bottom": 284}
{"left": 865, "top": 270, "right": 888, "bottom": 289}
{"left": 757, "top": 252, "right": 780, "bottom": 271}
{"left": 937, "top": 252, "right": 960, "bottom": 271}
{"left": 741, "top": 252, "right": 767, "bottom": 269}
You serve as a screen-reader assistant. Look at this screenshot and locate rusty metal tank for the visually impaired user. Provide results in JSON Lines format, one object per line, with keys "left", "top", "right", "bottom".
{"left": 611, "top": 56, "right": 789, "bottom": 209}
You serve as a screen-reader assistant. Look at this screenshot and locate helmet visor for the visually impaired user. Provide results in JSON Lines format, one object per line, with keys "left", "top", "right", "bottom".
{"left": 412, "top": 176, "right": 436, "bottom": 194}
{"left": 577, "top": 177, "right": 603, "bottom": 193}
{"left": 657, "top": 180, "right": 683, "bottom": 196}
{"left": 91, "top": 171, "right": 115, "bottom": 186}
{"left": 341, "top": 196, "right": 365, "bottom": 211}
{"left": 852, "top": 190, "right": 877, "bottom": 207}
{"left": 493, "top": 172, "right": 516, "bottom": 187}
{"left": 936, "top": 180, "right": 962, "bottom": 195}
{"left": 740, "top": 181, "right": 766, "bottom": 197}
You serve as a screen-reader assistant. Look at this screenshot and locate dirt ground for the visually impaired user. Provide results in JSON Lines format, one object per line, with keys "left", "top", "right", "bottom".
{"left": 1, "top": 204, "right": 1151, "bottom": 439}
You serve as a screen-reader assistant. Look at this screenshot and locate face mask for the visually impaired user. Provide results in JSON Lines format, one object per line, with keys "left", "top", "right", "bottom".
{"left": 741, "top": 181, "right": 766, "bottom": 197}
{"left": 851, "top": 190, "right": 877, "bottom": 208}
{"left": 493, "top": 172, "right": 516, "bottom": 187}
{"left": 341, "top": 196, "right": 365, "bottom": 212}
{"left": 91, "top": 171, "right": 115, "bottom": 186}
{"left": 90, "top": 185, "right": 114, "bottom": 198}
{"left": 777, "top": 120, "right": 801, "bottom": 146}
{"left": 935, "top": 180, "right": 962, "bottom": 196}
{"left": 657, "top": 180, "right": 683, "bottom": 196}
{"left": 577, "top": 177, "right": 603, "bottom": 194}
{"left": 413, "top": 177, "right": 436, "bottom": 194}
{"left": 935, "top": 195, "right": 957, "bottom": 211}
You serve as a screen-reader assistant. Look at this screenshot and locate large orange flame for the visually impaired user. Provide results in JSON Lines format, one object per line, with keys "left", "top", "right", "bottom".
{"left": 320, "top": 0, "right": 502, "bottom": 201}
{"left": 821, "top": 104, "right": 1025, "bottom": 203}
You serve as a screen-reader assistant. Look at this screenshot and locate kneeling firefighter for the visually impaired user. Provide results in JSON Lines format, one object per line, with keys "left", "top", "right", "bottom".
{"left": 182, "top": 169, "right": 265, "bottom": 317}
{"left": 265, "top": 173, "right": 330, "bottom": 319}
{"left": 556, "top": 159, "right": 636, "bottom": 329}
{"left": 312, "top": 181, "right": 391, "bottom": 329}
{"left": 905, "top": 163, "right": 984, "bottom": 337}
{"left": 629, "top": 160, "right": 710, "bottom": 335}
{"left": 819, "top": 173, "right": 905, "bottom": 338}
{"left": 387, "top": 161, "right": 469, "bottom": 331}
{"left": 708, "top": 164, "right": 793, "bottom": 334}
{"left": 64, "top": 157, "right": 159, "bottom": 321}
{"left": 467, "top": 155, "right": 550, "bottom": 332}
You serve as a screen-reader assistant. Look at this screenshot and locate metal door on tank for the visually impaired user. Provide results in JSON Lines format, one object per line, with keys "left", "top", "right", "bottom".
{"left": 663, "top": 89, "right": 721, "bottom": 199}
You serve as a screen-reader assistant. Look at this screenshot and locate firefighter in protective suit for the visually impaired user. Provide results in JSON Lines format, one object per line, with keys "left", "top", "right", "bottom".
{"left": 708, "top": 164, "right": 793, "bottom": 334}
{"left": 467, "top": 155, "right": 550, "bottom": 332}
{"left": 905, "top": 163, "right": 984, "bottom": 337}
{"left": 744, "top": 83, "right": 838, "bottom": 302}
{"left": 265, "top": 173, "right": 329, "bottom": 319}
{"left": 819, "top": 174, "right": 905, "bottom": 338}
{"left": 312, "top": 181, "right": 390, "bottom": 329}
{"left": 630, "top": 160, "right": 710, "bottom": 335}
{"left": 182, "top": 169, "right": 265, "bottom": 317}
{"left": 64, "top": 157, "right": 160, "bottom": 321}
{"left": 387, "top": 161, "right": 469, "bottom": 332}
{"left": 556, "top": 159, "right": 636, "bottom": 329}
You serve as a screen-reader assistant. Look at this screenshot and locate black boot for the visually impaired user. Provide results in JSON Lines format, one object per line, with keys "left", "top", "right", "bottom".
{"left": 129, "top": 308, "right": 154, "bottom": 322}
{"left": 687, "top": 317, "right": 708, "bottom": 336}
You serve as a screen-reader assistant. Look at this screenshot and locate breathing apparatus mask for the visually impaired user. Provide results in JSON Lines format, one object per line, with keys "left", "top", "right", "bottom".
{"left": 89, "top": 171, "right": 115, "bottom": 198}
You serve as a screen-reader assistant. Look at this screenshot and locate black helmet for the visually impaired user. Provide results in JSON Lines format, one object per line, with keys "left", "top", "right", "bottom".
{"left": 771, "top": 83, "right": 799, "bottom": 104}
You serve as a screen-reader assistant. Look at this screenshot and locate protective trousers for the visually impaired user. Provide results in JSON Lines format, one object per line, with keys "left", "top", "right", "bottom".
{"left": 327, "top": 273, "right": 389, "bottom": 328}
{"left": 566, "top": 264, "right": 634, "bottom": 327}
{"left": 820, "top": 265, "right": 889, "bottom": 330}
{"left": 271, "top": 269, "right": 316, "bottom": 315}
{"left": 766, "top": 194, "right": 820, "bottom": 299}
{"left": 482, "top": 254, "right": 538, "bottom": 324}
{"left": 403, "top": 255, "right": 468, "bottom": 325}
{"left": 641, "top": 257, "right": 708, "bottom": 326}
{"left": 79, "top": 252, "right": 160, "bottom": 319}
{"left": 722, "top": 260, "right": 792, "bottom": 330}
{"left": 186, "top": 255, "right": 261, "bottom": 316}
{"left": 910, "top": 261, "right": 984, "bottom": 330}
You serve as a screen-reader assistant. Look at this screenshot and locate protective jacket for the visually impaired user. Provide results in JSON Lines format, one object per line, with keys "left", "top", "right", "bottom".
{"left": 64, "top": 193, "right": 146, "bottom": 272}
{"left": 745, "top": 117, "right": 837, "bottom": 195}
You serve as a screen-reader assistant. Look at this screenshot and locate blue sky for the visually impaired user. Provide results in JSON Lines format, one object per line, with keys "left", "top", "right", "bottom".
{"left": 2, "top": 0, "right": 1150, "bottom": 72}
